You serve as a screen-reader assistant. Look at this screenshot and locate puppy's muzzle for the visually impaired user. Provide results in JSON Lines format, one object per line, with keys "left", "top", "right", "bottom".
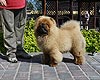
{"left": 37, "top": 23, "right": 48, "bottom": 36}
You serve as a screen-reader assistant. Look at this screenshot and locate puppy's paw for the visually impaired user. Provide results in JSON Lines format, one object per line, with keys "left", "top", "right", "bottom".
{"left": 50, "top": 63, "right": 58, "bottom": 67}
{"left": 74, "top": 56, "right": 85, "bottom": 65}
{"left": 75, "top": 59, "right": 83, "bottom": 65}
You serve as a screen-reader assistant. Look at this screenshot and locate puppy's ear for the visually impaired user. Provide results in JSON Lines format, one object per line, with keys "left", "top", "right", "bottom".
{"left": 50, "top": 17, "right": 56, "bottom": 24}
{"left": 35, "top": 16, "right": 42, "bottom": 26}
{"left": 34, "top": 16, "right": 42, "bottom": 30}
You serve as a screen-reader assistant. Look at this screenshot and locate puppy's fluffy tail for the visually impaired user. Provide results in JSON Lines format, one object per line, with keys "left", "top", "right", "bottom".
{"left": 60, "top": 20, "right": 80, "bottom": 30}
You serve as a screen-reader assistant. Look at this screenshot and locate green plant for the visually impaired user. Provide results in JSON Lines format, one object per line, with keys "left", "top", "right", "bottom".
{"left": 24, "top": 18, "right": 40, "bottom": 53}
{"left": 1, "top": 19, "right": 100, "bottom": 53}
{"left": 81, "top": 29, "right": 100, "bottom": 53}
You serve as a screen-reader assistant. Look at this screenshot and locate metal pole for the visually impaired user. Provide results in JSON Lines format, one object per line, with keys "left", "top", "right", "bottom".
{"left": 94, "top": 2, "right": 96, "bottom": 29}
{"left": 56, "top": 0, "right": 58, "bottom": 26}
{"left": 43, "top": 0, "right": 46, "bottom": 15}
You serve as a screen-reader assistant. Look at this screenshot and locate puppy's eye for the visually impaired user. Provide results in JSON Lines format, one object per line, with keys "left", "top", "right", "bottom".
{"left": 46, "top": 23, "right": 49, "bottom": 26}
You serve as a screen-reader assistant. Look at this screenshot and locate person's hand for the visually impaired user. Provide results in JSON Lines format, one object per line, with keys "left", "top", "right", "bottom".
{"left": 0, "top": 0, "right": 7, "bottom": 6}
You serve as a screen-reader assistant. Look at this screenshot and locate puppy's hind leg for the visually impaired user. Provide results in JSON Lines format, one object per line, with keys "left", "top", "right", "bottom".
{"left": 71, "top": 38, "right": 86, "bottom": 65}
{"left": 72, "top": 51, "right": 85, "bottom": 65}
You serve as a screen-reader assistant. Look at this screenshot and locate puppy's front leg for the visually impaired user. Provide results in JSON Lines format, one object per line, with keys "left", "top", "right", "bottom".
{"left": 50, "top": 50, "right": 63, "bottom": 67}
{"left": 50, "top": 56, "right": 58, "bottom": 67}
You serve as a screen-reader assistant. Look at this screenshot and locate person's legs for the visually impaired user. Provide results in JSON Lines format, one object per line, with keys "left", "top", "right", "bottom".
{"left": 14, "top": 7, "right": 32, "bottom": 58}
{"left": 1, "top": 9, "right": 17, "bottom": 62}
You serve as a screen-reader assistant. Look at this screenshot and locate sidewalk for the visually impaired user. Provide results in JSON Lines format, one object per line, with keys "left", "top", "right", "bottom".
{"left": 0, "top": 52, "right": 100, "bottom": 80}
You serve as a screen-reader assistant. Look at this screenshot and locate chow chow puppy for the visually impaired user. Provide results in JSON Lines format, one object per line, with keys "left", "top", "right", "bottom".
{"left": 34, "top": 16, "right": 86, "bottom": 67}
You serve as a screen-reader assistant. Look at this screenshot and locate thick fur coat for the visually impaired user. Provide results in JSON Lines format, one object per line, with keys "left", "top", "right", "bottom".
{"left": 34, "top": 16, "right": 86, "bottom": 67}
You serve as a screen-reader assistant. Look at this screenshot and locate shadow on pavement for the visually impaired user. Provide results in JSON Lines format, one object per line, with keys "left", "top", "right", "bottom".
{"left": 0, "top": 52, "right": 75, "bottom": 64}
{"left": 63, "top": 57, "right": 74, "bottom": 63}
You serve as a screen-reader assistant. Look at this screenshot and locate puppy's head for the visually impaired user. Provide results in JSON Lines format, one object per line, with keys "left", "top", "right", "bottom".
{"left": 34, "top": 16, "right": 56, "bottom": 36}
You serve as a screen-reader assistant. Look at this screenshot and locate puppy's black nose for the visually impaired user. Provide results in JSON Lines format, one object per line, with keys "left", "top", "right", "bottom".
{"left": 37, "top": 23, "right": 48, "bottom": 36}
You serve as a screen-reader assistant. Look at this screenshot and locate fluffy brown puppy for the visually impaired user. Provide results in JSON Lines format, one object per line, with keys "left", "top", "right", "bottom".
{"left": 34, "top": 16, "right": 86, "bottom": 67}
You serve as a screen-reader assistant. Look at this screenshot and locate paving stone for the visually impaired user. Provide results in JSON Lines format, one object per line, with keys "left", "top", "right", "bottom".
{"left": 93, "top": 54, "right": 100, "bottom": 59}
{"left": 30, "top": 73, "right": 43, "bottom": 80}
{"left": 56, "top": 63, "right": 69, "bottom": 73}
{"left": 15, "top": 79, "right": 28, "bottom": 80}
{"left": 1, "top": 62, "right": 10, "bottom": 69}
{"left": 66, "top": 63, "right": 77, "bottom": 67}
{"left": 0, "top": 70, "right": 5, "bottom": 79}
{"left": 70, "top": 70, "right": 85, "bottom": 77}
{"left": 81, "top": 68, "right": 94, "bottom": 72}
{"left": 1, "top": 70, "right": 16, "bottom": 80}
{"left": 56, "top": 63, "right": 73, "bottom": 80}
{"left": 79, "top": 64, "right": 90, "bottom": 68}
{"left": 44, "top": 77, "right": 58, "bottom": 80}
{"left": 58, "top": 73, "right": 72, "bottom": 80}
{"left": 79, "top": 64, "right": 95, "bottom": 72}
{"left": 89, "top": 76, "right": 100, "bottom": 80}
{"left": 15, "top": 72, "right": 29, "bottom": 79}
{"left": 1, "top": 77, "right": 15, "bottom": 80}
{"left": 96, "top": 70, "right": 100, "bottom": 74}
{"left": 18, "top": 62, "right": 30, "bottom": 72}
{"left": 86, "top": 55, "right": 99, "bottom": 66}
{"left": 31, "top": 63, "right": 42, "bottom": 73}
{"left": 63, "top": 52, "right": 74, "bottom": 59}
{"left": 85, "top": 72, "right": 100, "bottom": 77}
{"left": 74, "top": 76, "right": 89, "bottom": 80}
{"left": 68, "top": 66, "right": 80, "bottom": 71}
{"left": 43, "top": 65, "right": 58, "bottom": 79}
{"left": 0, "top": 65, "right": 4, "bottom": 70}
{"left": 43, "top": 65, "right": 56, "bottom": 73}
{"left": 7, "top": 63, "right": 19, "bottom": 70}
{"left": 0, "top": 52, "right": 100, "bottom": 80}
